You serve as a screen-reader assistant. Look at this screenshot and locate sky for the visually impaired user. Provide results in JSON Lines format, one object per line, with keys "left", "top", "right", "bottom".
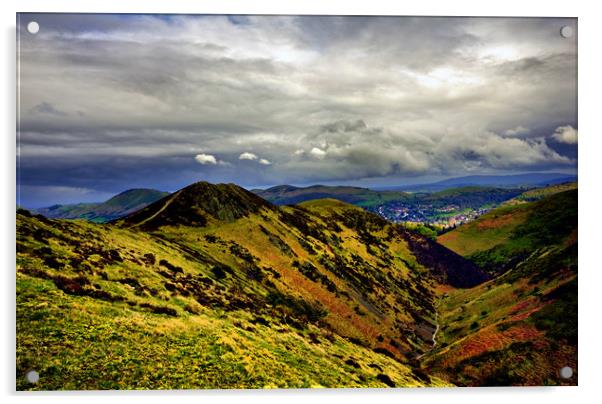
{"left": 17, "top": 14, "right": 577, "bottom": 208}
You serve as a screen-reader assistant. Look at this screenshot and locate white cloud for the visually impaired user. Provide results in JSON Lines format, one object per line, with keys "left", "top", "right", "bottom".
{"left": 239, "top": 152, "right": 258, "bottom": 160}
{"left": 551, "top": 125, "right": 578, "bottom": 144}
{"left": 240, "top": 152, "right": 270, "bottom": 165}
{"left": 310, "top": 147, "right": 327, "bottom": 159}
{"left": 194, "top": 153, "right": 217, "bottom": 165}
{"left": 504, "top": 125, "right": 530, "bottom": 137}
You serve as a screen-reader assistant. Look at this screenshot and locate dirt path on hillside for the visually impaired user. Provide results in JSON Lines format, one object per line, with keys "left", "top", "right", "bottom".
{"left": 129, "top": 190, "right": 181, "bottom": 228}
{"left": 416, "top": 305, "right": 440, "bottom": 360}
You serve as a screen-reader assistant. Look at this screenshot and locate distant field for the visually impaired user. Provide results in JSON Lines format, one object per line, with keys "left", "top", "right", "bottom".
{"left": 437, "top": 204, "right": 531, "bottom": 257}
{"left": 513, "top": 182, "right": 577, "bottom": 202}
{"left": 438, "top": 186, "right": 577, "bottom": 259}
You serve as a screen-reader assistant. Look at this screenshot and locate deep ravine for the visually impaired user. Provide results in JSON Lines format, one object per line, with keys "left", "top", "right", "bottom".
{"left": 416, "top": 303, "right": 440, "bottom": 360}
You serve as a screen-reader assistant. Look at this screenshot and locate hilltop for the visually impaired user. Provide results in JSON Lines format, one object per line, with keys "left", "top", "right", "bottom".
{"left": 34, "top": 189, "right": 169, "bottom": 223}
{"left": 117, "top": 182, "right": 273, "bottom": 229}
{"left": 505, "top": 181, "right": 577, "bottom": 205}
{"left": 17, "top": 181, "right": 486, "bottom": 390}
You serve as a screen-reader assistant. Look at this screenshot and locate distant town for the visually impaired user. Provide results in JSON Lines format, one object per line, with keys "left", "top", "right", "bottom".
{"left": 370, "top": 202, "right": 491, "bottom": 230}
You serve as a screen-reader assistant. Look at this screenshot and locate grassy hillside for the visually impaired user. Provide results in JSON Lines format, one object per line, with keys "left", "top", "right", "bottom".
{"left": 424, "top": 189, "right": 578, "bottom": 386}
{"left": 34, "top": 189, "right": 169, "bottom": 223}
{"left": 424, "top": 186, "right": 522, "bottom": 209}
{"left": 507, "top": 181, "right": 577, "bottom": 204}
{"left": 437, "top": 204, "right": 532, "bottom": 258}
{"left": 17, "top": 183, "right": 482, "bottom": 390}
{"left": 439, "top": 190, "right": 577, "bottom": 275}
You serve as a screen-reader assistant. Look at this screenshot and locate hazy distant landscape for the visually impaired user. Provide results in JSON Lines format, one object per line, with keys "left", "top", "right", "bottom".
{"left": 17, "top": 14, "right": 577, "bottom": 390}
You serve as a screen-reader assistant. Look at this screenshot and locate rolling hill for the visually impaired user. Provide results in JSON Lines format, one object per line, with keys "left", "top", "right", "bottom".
{"left": 506, "top": 181, "right": 577, "bottom": 204}
{"left": 17, "top": 181, "right": 489, "bottom": 390}
{"left": 425, "top": 189, "right": 578, "bottom": 386}
{"left": 252, "top": 184, "right": 407, "bottom": 207}
{"left": 34, "top": 188, "right": 169, "bottom": 223}
{"left": 438, "top": 188, "right": 577, "bottom": 275}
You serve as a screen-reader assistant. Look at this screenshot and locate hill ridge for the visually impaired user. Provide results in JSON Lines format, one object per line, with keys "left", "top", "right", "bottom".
{"left": 34, "top": 188, "right": 169, "bottom": 223}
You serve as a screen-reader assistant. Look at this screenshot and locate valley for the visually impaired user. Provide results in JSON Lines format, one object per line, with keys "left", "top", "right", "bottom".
{"left": 427, "top": 187, "right": 578, "bottom": 385}
{"left": 254, "top": 184, "right": 528, "bottom": 230}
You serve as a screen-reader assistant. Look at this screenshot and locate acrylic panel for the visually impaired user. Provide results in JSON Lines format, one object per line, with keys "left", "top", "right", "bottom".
{"left": 16, "top": 13, "right": 577, "bottom": 390}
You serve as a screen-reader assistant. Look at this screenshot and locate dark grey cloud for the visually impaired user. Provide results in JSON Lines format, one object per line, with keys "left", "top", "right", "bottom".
{"left": 29, "top": 102, "right": 67, "bottom": 116}
{"left": 16, "top": 14, "right": 577, "bottom": 207}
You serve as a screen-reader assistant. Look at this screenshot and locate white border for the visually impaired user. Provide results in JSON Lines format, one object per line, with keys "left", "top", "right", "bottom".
{"left": 3, "top": 1, "right": 601, "bottom": 403}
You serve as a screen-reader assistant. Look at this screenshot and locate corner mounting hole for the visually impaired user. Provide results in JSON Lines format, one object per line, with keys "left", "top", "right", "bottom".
{"left": 559, "top": 366, "right": 573, "bottom": 379}
{"left": 560, "top": 26, "right": 573, "bottom": 38}
{"left": 25, "top": 370, "right": 39, "bottom": 384}
{"left": 27, "top": 21, "right": 40, "bottom": 35}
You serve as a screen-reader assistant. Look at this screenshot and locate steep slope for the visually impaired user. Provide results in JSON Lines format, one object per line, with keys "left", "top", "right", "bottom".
{"left": 16, "top": 210, "right": 451, "bottom": 390}
{"left": 438, "top": 189, "right": 577, "bottom": 275}
{"left": 396, "top": 229, "right": 490, "bottom": 288}
{"left": 16, "top": 182, "right": 489, "bottom": 390}
{"left": 35, "top": 189, "right": 169, "bottom": 223}
{"left": 423, "top": 189, "right": 578, "bottom": 386}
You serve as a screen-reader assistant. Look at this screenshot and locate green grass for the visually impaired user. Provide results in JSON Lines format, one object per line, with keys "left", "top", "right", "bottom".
{"left": 437, "top": 204, "right": 531, "bottom": 257}
{"left": 18, "top": 274, "right": 449, "bottom": 390}
{"left": 439, "top": 189, "right": 576, "bottom": 272}
{"left": 422, "top": 189, "right": 578, "bottom": 386}
{"left": 513, "top": 182, "right": 577, "bottom": 203}
{"left": 16, "top": 191, "right": 452, "bottom": 390}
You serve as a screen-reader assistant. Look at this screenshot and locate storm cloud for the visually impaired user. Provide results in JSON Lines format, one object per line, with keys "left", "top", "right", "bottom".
{"left": 17, "top": 14, "right": 577, "bottom": 207}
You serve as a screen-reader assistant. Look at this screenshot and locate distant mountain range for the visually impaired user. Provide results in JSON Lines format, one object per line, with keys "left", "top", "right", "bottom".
{"left": 253, "top": 173, "right": 576, "bottom": 206}
{"left": 380, "top": 172, "right": 577, "bottom": 192}
{"left": 252, "top": 184, "right": 407, "bottom": 207}
{"left": 34, "top": 188, "right": 169, "bottom": 223}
